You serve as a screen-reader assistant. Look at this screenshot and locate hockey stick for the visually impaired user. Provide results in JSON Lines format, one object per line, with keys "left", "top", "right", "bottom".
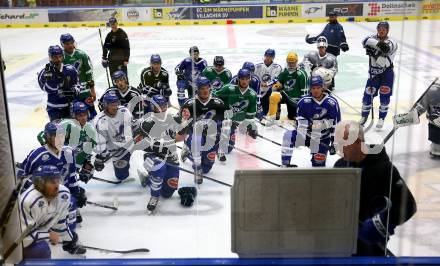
{"left": 82, "top": 245, "right": 149, "bottom": 254}
{"left": 233, "top": 146, "right": 281, "bottom": 167}
{"left": 91, "top": 176, "right": 135, "bottom": 185}
{"left": 178, "top": 166, "right": 232, "bottom": 188}
{"left": 2, "top": 221, "right": 37, "bottom": 260}
{"left": 86, "top": 200, "right": 118, "bottom": 211}
{"left": 326, "top": 89, "right": 362, "bottom": 115}
{"left": 98, "top": 28, "right": 111, "bottom": 88}
{"left": 257, "top": 133, "right": 282, "bottom": 147}
{"left": 0, "top": 177, "right": 29, "bottom": 237}
{"left": 383, "top": 77, "right": 439, "bottom": 144}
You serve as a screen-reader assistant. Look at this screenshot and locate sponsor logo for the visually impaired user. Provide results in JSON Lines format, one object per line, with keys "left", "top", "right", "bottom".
{"left": 422, "top": 2, "right": 440, "bottom": 14}
{"left": 265, "top": 6, "right": 277, "bottom": 17}
{"left": 313, "top": 153, "right": 327, "bottom": 162}
{"left": 305, "top": 6, "right": 322, "bottom": 14}
{"left": 38, "top": 201, "right": 45, "bottom": 208}
{"left": 127, "top": 9, "right": 139, "bottom": 21}
{"left": 265, "top": 5, "right": 301, "bottom": 18}
{"left": 167, "top": 177, "right": 179, "bottom": 189}
{"left": 153, "top": 9, "right": 163, "bottom": 19}
{"left": 326, "top": 3, "right": 363, "bottom": 16}
{"left": 368, "top": 3, "right": 381, "bottom": 16}
{"left": 207, "top": 151, "right": 216, "bottom": 161}
{"left": 379, "top": 86, "right": 391, "bottom": 94}
{"left": 368, "top": 2, "right": 418, "bottom": 16}
{"left": 0, "top": 12, "right": 39, "bottom": 20}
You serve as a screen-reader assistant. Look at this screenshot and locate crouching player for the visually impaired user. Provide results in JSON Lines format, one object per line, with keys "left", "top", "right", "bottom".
{"left": 180, "top": 77, "right": 225, "bottom": 183}
{"left": 281, "top": 75, "right": 341, "bottom": 167}
{"left": 94, "top": 93, "right": 134, "bottom": 181}
{"left": 19, "top": 165, "right": 86, "bottom": 259}
{"left": 134, "top": 95, "right": 193, "bottom": 212}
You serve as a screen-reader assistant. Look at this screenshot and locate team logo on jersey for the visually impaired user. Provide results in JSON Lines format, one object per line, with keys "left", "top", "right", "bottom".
{"left": 313, "top": 108, "right": 328, "bottom": 119}
{"left": 73, "top": 60, "right": 82, "bottom": 71}
{"left": 38, "top": 200, "right": 45, "bottom": 208}
{"left": 230, "top": 100, "right": 249, "bottom": 114}
{"left": 167, "top": 177, "right": 179, "bottom": 189}
{"left": 327, "top": 98, "right": 336, "bottom": 106}
{"left": 304, "top": 98, "right": 312, "bottom": 103}
{"left": 285, "top": 79, "right": 297, "bottom": 91}
{"left": 261, "top": 74, "right": 272, "bottom": 83}
{"left": 42, "top": 154, "right": 50, "bottom": 162}
{"left": 207, "top": 151, "right": 216, "bottom": 161}
{"left": 212, "top": 79, "right": 223, "bottom": 90}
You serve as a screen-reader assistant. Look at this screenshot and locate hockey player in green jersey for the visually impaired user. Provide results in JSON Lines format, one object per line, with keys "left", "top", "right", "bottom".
{"left": 266, "top": 51, "right": 308, "bottom": 126}
{"left": 202, "top": 56, "right": 232, "bottom": 91}
{"left": 60, "top": 33, "right": 97, "bottom": 119}
{"left": 37, "top": 102, "right": 97, "bottom": 184}
{"left": 213, "top": 68, "right": 258, "bottom": 162}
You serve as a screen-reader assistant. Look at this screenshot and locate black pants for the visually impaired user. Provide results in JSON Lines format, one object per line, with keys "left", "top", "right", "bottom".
{"left": 109, "top": 61, "right": 128, "bottom": 85}
{"left": 278, "top": 91, "right": 297, "bottom": 120}
{"left": 326, "top": 46, "right": 340, "bottom": 57}
{"left": 429, "top": 123, "right": 440, "bottom": 144}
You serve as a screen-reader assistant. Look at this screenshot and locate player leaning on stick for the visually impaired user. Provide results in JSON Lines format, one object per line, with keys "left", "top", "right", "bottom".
{"left": 359, "top": 21, "right": 398, "bottom": 129}
{"left": 19, "top": 165, "right": 85, "bottom": 259}
{"left": 281, "top": 75, "right": 341, "bottom": 167}
{"left": 266, "top": 51, "right": 308, "bottom": 126}
{"left": 60, "top": 33, "right": 97, "bottom": 120}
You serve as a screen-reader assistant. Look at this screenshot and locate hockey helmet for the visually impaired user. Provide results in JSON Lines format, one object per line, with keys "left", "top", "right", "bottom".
{"left": 264, "top": 48, "right": 276, "bottom": 58}
{"left": 309, "top": 75, "right": 324, "bottom": 88}
{"left": 242, "top": 62, "right": 255, "bottom": 73}
{"left": 150, "top": 54, "right": 162, "bottom": 64}
{"left": 238, "top": 68, "right": 251, "bottom": 79}
{"left": 112, "top": 70, "right": 127, "bottom": 83}
{"left": 377, "top": 21, "right": 389, "bottom": 30}
{"left": 189, "top": 46, "right": 199, "bottom": 54}
{"left": 286, "top": 52, "right": 298, "bottom": 63}
{"left": 312, "top": 67, "right": 333, "bottom": 88}
{"left": 72, "top": 101, "right": 88, "bottom": 115}
{"left": 108, "top": 17, "right": 117, "bottom": 25}
{"left": 44, "top": 122, "right": 65, "bottom": 138}
{"left": 48, "top": 45, "right": 63, "bottom": 57}
{"left": 151, "top": 94, "right": 168, "bottom": 112}
{"left": 213, "top": 56, "right": 225, "bottom": 67}
{"left": 102, "top": 92, "right": 119, "bottom": 107}
{"left": 196, "top": 76, "right": 211, "bottom": 89}
{"left": 60, "top": 33, "right": 75, "bottom": 45}
{"left": 317, "top": 36, "right": 328, "bottom": 48}
{"left": 33, "top": 165, "right": 61, "bottom": 181}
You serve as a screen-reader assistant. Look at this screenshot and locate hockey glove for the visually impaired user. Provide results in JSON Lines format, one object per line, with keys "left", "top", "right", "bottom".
{"left": 79, "top": 161, "right": 94, "bottom": 184}
{"left": 305, "top": 34, "right": 314, "bottom": 44}
{"left": 94, "top": 152, "right": 110, "bottom": 172}
{"left": 101, "top": 58, "right": 109, "bottom": 68}
{"left": 178, "top": 187, "right": 197, "bottom": 207}
{"left": 340, "top": 43, "right": 349, "bottom": 52}
{"left": 142, "top": 85, "right": 160, "bottom": 97}
{"left": 433, "top": 117, "right": 440, "bottom": 128}
{"left": 74, "top": 187, "right": 87, "bottom": 208}
{"left": 377, "top": 41, "right": 391, "bottom": 54}
{"left": 329, "top": 144, "right": 336, "bottom": 155}
{"left": 247, "top": 123, "right": 258, "bottom": 139}
{"left": 43, "top": 64, "right": 54, "bottom": 80}
{"left": 62, "top": 232, "right": 86, "bottom": 255}
{"left": 358, "top": 196, "right": 396, "bottom": 245}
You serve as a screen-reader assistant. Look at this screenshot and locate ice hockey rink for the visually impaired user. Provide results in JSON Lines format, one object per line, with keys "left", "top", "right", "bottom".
{"left": 1, "top": 19, "right": 440, "bottom": 259}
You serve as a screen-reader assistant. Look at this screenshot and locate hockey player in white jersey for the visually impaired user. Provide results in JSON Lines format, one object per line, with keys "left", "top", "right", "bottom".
{"left": 254, "top": 49, "right": 282, "bottom": 118}
{"left": 19, "top": 165, "right": 85, "bottom": 259}
{"left": 301, "top": 36, "right": 338, "bottom": 91}
{"left": 359, "top": 21, "right": 398, "bottom": 129}
{"left": 94, "top": 93, "right": 134, "bottom": 181}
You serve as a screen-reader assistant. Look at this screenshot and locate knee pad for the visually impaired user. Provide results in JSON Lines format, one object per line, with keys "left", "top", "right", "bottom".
{"left": 161, "top": 177, "right": 178, "bottom": 198}
{"left": 269, "top": 92, "right": 281, "bottom": 116}
{"left": 379, "top": 86, "right": 391, "bottom": 95}
{"left": 311, "top": 153, "right": 327, "bottom": 167}
{"left": 365, "top": 86, "right": 376, "bottom": 95}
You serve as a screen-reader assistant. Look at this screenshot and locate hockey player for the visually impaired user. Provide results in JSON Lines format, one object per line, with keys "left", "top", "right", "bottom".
{"left": 102, "top": 17, "right": 130, "bottom": 79}
{"left": 37, "top": 102, "right": 97, "bottom": 184}
{"left": 301, "top": 36, "right": 338, "bottom": 90}
{"left": 175, "top": 46, "right": 208, "bottom": 106}
{"left": 359, "top": 21, "right": 398, "bottom": 129}
{"left": 138, "top": 54, "right": 172, "bottom": 103}
{"left": 94, "top": 93, "right": 133, "bottom": 181}
{"left": 213, "top": 69, "right": 258, "bottom": 162}
{"left": 334, "top": 121, "right": 416, "bottom": 256}
{"left": 38, "top": 45, "right": 80, "bottom": 121}
{"left": 254, "top": 49, "right": 282, "bottom": 117}
{"left": 99, "top": 70, "right": 143, "bottom": 119}
{"left": 231, "top": 62, "right": 262, "bottom": 119}
{"left": 134, "top": 95, "right": 188, "bottom": 212}
{"left": 305, "top": 11, "right": 349, "bottom": 57}
{"left": 414, "top": 83, "right": 440, "bottom": 158}
{"left": 281, "top": 75, "right": 341, "bottom": 167}
{"left": 201, "top": 56, "right": 232, "bottom": 91}
{"left": 180, "top": 77, "right": 225, "bottom": 182}
{"left": 266, "top": 52, "right": 308, "bottom": 126}
{"left": 60, "top": 33, "right": 97, "bottom": 119}
{"left": 19, "top": 165, "right": 86, "bottom": 259}
{"left": 17, "top": 122, "right": 86, "bottom": 236}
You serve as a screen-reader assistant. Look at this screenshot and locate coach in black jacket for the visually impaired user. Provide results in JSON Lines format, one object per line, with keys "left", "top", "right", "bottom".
{"left": 334, "top": 121, "right": 417, "bottom": 256}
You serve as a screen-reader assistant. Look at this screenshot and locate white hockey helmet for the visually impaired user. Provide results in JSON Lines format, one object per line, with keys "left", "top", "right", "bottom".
{"left": 312, "top": 67, "right": 333, "bottom": 88}
{"left": 316, "top": 36, "right": 328, "bottom": 48}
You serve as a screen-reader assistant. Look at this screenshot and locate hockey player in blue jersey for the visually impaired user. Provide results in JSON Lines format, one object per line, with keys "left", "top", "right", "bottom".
{"left": 17, "top": 122, "right": 86, "bottom": 241}
{"left": 231, "top": 62, "right": 263, "bottom": 119}
{"left": 180, "top": 77, "right": 225, "bottom": 182}
{"left": 19, "top": 165, "right": 86, "bottom": 259}
{"left": 175, "top": 46, "right": 208, "bottom": 106}
{"left": 359, "top": 21, "right": 398, "bottom": 129}
{"left": 94, "top": 93, "right": 133, "bottom": 181}
{"left": 38, "top": 45, "right": 80, "bottom": 121}
{"left": 281, "top": 75, "right": 341, "bottom": 167}
{"left": 134, "top": 95, "right": 189, "bottom": 212}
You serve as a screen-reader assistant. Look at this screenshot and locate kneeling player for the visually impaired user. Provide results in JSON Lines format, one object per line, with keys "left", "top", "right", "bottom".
{"left": 94, "top": 93, "right": 133, "bottom": 181}
{"left": 281, "top": 75, "right": 341, "bottom": 167}
{"left": 134, "top": 95, "right": 188, "bottom": 212}
{"left": 180, "top": 77, "right": 225, "bottom": 183}
{"left": 20, "top": 165, "right": 85, "bottom": 259}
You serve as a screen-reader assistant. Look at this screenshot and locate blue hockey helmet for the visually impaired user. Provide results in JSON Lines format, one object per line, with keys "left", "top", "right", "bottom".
{"left": 242, "top": 61, "right": 255, "bottom": 73}
{"left": 102, "top": 92, "right": 119, "bottom": 106}
{"left": 112, "top": 70, "right": 127, "bottom": 83}
{"left": 108, "top": 17, "right": 117, "bottom": 25}
{"left": 72, "top": 101, "right": 88, "bottom": 115}
{"left": 150, "top": 54, "right": 162, "bottom": 64}
{"left": 196, "top": 76, "right": 211, "bottom": 89}
{"left": 309, "top": 75, "right": 324, "bottom": 88}
{"left": 377, "top": 21, "right": 389, "bottom": 30}
{"left": 48, "top": 45, "right": 63, "bottom": 57}
{"left": 151, "top": 94, "right": 168, "bottom": 112}
{"left": 264, "top": 48, "right": 276, "bottom": 58}
{"left": 189, "top": 46, "right": 199, "bottom": 54}
{"left": 33, "top": 165, "right": 61, "bottom": 183}
{"left": 44, "top": 122, "right": 65, "bottom": 138}
{"left": 238, "top": 68, "right": 251, "bottom": 79}
{"left": 213, "top": 56, "right": 225, "bottom": 66}
{"left": 60, "top": 33, "right": 75, "bottom": 45}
